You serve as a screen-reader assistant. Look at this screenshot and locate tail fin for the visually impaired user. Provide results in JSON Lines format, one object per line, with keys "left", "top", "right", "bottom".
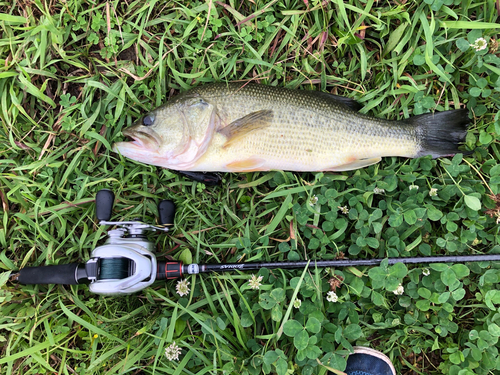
{"left": 410, "top": 109, "right": 469, "bottom": 158}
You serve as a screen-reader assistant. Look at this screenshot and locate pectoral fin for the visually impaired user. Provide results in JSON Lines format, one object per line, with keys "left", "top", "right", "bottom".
{"left": 218, "top": 110, "right": 273, "bottom": 148}
{"left": 326, "top": 157, "right": 382, "bottom": 171}
{"left": 225, "top": 157, "right": 267, "bottom": 172}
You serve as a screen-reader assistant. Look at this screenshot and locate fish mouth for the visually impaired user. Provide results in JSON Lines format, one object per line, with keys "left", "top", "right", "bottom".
{"left": 121, "top": 128, "right": 161, "bottom": 150}
{"left": 112, "top": 127, "right": 162, "bottom": 158}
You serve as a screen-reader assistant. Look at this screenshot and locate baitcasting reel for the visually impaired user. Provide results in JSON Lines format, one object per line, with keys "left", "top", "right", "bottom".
{"left": 12, "top": 189, "right": 183, "bottom": 295}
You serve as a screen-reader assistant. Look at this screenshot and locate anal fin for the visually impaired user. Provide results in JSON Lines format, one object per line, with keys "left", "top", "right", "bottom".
{"left": 326, "top": 157, "right": 382, "bottom": 171}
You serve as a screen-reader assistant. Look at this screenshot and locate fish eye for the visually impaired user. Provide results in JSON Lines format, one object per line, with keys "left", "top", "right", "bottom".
{"left": 143, "top": 114, "right": 155, "bottom": 126}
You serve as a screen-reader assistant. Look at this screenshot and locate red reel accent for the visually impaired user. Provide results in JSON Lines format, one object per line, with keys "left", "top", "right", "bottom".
{"left": 164, "top": 262, "right": 183, "bottom": 279}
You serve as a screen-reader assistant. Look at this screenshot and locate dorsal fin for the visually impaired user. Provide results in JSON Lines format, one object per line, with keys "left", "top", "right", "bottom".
{"left": 307, "top": 91, "right": 363, "bottom": 112}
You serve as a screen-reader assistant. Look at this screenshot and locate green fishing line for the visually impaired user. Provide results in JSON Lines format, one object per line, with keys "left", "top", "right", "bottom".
{"left": 99, "top": 258, "right": 131, "bottom": 280}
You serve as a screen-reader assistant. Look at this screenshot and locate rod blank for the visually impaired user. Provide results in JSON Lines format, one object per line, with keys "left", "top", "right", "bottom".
{"left": 197, "top": 254, "right": 500, "bottom": 274}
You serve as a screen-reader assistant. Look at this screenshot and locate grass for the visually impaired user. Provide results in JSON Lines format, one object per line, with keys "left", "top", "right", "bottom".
{"left": 1, "top": 0, "right": 500, "bottom": 374}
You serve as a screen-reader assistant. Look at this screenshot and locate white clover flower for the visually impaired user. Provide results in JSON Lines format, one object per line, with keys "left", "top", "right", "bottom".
{"left": 393, "top": 284, "right": 404, "bottom": 295}
{"left": 293, "top": 299, "right": 302, "bottom": 308}
{"left": 326, "top": 291, "right": 338, "bottom": 302}
{"left": 409, "top": 184, "right": 419, "bottom": 191}
{"left": 309, "top": 195, "right": 319, "bottom": 206}
{"left": 429, "top": 188, "right": 438, "bottom": 197}
{"left": 472, "top": 238, "right": 481, "bottom": 246}
{"left": 176, "top": 279, "right": 190, "bottom": 297}
{"left": 373, "top": 187, "right": 385, "bottom": 194}
{"left": 165, "top": 342, "right": 182, "bottom": 361}
{"left": 422, "top": 268, "right": 430, "bottom": 276}
{"left": 470, "top": 37, "right": 488, "bottom": 51}
{"left": 338, "top": 206, "right": 349, "bottom": 214}
{"left": 248, "top": 274, "right": 263, "bottom": 290}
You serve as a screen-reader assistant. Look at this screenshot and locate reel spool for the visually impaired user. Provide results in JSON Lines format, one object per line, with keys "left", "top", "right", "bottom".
{"left": 99, "top": 258, "right": 131, "bottom": 280}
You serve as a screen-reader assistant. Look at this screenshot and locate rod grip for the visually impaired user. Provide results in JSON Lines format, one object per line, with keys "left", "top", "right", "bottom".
{"left": 16, "top": 263, "right": 82, "bottom": 285}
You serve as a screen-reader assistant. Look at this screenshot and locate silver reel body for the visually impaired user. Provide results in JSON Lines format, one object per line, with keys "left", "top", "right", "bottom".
{"left": 87, "top": 220, "right": 170, "bottom": 295}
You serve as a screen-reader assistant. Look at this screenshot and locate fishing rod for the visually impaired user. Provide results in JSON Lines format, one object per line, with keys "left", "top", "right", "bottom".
{"left": 10, "top": 190, "right": 500, "bottom": 295}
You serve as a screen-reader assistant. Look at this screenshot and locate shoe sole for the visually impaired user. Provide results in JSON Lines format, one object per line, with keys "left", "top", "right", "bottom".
{"left": 352, "top": 346, "right": 396, "bottom": 375}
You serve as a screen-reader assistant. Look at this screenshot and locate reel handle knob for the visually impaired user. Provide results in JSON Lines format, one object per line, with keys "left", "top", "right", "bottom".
{"left": 96, "top": 189, "right": 115, "bottom": 221}
{"left": 158, "top": 200, "right": 175, "bottom": 226}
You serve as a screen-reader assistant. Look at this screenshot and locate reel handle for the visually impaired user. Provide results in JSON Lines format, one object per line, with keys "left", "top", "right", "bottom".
{"left": 158, "top": 200, "right": 176, "bottom": 226}
{"left": 96, "top": 189, "right": 115, "bottom": 221}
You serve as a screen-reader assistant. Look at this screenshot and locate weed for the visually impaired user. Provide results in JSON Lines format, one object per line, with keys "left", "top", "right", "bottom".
{"left": 1, "top": 1, "right": 500, "bottom": 374}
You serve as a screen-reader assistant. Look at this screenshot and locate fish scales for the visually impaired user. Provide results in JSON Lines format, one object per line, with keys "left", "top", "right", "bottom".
{"left": 113, "top": 83, "right": 469, "bottom": 172}
{"left": 188, "top": 84, "right": 418, "bottom": 171}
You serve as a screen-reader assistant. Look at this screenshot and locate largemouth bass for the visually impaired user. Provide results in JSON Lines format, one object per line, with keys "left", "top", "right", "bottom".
{"left": 113, "top": 83, "right": 469, "bottom": 172}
